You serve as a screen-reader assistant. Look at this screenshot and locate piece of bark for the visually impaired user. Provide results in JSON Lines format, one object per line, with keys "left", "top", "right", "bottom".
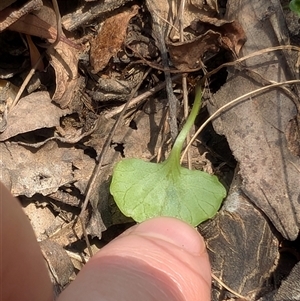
{"left": 61, "top": 0, "right": 134, "bottom": 32}
{"left": 207, "top": 0, "right": 300, "bottom": 240}
{"left": 198, "top": 172, "right": 278, "bottom": 300}
{"left": 274, "top": 261, "right": 300, "bottom": 301}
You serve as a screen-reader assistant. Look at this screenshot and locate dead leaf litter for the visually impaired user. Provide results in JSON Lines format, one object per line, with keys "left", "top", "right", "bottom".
{"left": 0, "top": 0, "right": 299, "bottom": 299}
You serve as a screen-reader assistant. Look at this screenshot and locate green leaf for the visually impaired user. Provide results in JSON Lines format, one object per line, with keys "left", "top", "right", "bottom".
{"left": 110, "top": 86, "right": 226, "bottom": 226}
{"left": 289, "top": 0, "right": 300, "bottom": 14}
{"left": 110, "top": 158, "right": 226, "bottom": 226}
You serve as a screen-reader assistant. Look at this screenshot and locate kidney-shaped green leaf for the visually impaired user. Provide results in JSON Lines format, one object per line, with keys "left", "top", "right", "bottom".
{"left": 110, "top": 157, "right": 226, "bottom": 226}
{"left": 110, "top": 86, "right": 226, "bottom": 226}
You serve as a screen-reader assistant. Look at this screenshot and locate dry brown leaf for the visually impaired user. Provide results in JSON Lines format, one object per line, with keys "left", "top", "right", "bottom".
{"left": 208, "top": 0, "right": 300, "bottom": 241}
{"left": 168, "top": 30, "right": 222, "bottom": 70}
{"left": 168, "top": 18, "right": 246, "bottom": 71}
{"left": 7, "top": 12, "right": 80, "bottom": 48}
{"left": 190, "top": 16, "right": 246, "bottom": 56}
{"left": 4, "top": 3, "right": 82, "bottom": 109}
{"left": 199, "top": 174, "right": 278, "bottom": 299}
{"left": 0, "top": 91, "right": 71, "bottom": 141}
{"left": 90, "top": 5, "right": 139, "bottom": 73}
{"left": 0, "top": 140, "right": 94, "bottom": 197}
{"left": 190, "top": 0, "right": 219, "bottom": 12}
{"left": 0, "top": 0, "right": 42, "bottom": 31}
{"left": 47, "top": 41, "right": 82, "bottom": 108}
{"left": 113, "top": 101, "right": 166, "bottom": 160}
{"left": 26, "top": 34, "right": 44, "bottom": 71}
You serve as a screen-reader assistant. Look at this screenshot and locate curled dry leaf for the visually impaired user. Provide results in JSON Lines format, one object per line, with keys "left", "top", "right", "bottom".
{"left": 47, "top": 41, "right": 82, "bottom": 108}
{"left": 90, "top": 5, "right": 139, "bottom": 73}
{"left": 5, "top": 3, "right": 82, "bottom": 108}
{"left": 0, "top": 0, "right": 42, "bottom": 31}
{"left": 190, "top": 16, "right": 246, "bottom": 55}
{"left": 7, "top": 5, "right": 79, "bottom": 48}
{"left": 168, "top": 18, "right": 246, "bottom": 71}
{"left": 168, "top": 30, "right": 222, "bottom": 70}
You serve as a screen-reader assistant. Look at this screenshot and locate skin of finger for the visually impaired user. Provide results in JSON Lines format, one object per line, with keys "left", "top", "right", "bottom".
{"left": 0, "top": 182, "right": 53, "bottom": 301}
{"left": 58, "top": 218, "right": 211, "bottom": 301}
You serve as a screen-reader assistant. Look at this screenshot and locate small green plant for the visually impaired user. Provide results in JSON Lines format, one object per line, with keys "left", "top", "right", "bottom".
{"left": 289, "top": 0, "right": 300, "bottom": 15}
{"left": 110, "top": 86, "right": 226, "bottom": 226}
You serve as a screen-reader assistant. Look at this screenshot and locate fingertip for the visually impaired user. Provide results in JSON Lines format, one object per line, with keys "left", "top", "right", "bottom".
{"left": 58, "top": 217, "right": 211, "bottom": 301}
{"left": 127, "top": 217, "right": 207, "bottom": 256}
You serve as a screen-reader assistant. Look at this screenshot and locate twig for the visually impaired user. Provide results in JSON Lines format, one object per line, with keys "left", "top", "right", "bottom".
{"left": 127, "top": 45, "right": 300, "bottom": 75}
{"left": 178, "top": 0, "right": 192, "bottom": 169}
{"left": 78, "top": 68, "right": 152, "bottom": 257}
{"left": 104, "top": 74, "right": 182, "bottom": 119}
{"left": 146, "top": 0, "right": 178, "bottom": 141}
{"left": 181, "top": 79, "right": 300, "bottom": 161}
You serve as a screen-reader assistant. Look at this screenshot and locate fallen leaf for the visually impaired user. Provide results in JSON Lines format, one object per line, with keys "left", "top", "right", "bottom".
{"left": 274, "top": 262, "right": 300, "bottom": 301}
{"left": 168, "top": 30, "right": 222, "bottom": 70}
{"left": 191, "top": 0, "right": 219, "bottom": 12}
{"left": 168, "top": 18, "right": 246, "bottom": 71}
{"left": 7, "top": 11, "right": 79, "bottom": 48}
{"left": 47, "top": 41, "right": 82, "bottom": 108}
{"left": 208, "top": 0, "right": 300, "bottom": 240}
{"left": 26, "top": 34, "right": 44, "bottom": 71}
{"left": 189, "top": 16, "right": 246, "bottom": 56}
{"left": 61, "top": 0, "right": 134, "bottom": 31}
{"left": 0, "top": 91, "right": 71, "bottom": 141}
{"left": 90, "top": 5, "right": 139, "bottom": 73}
{"left": 113, "top": 103, "right": 167, "bottom": 160}
{"left": 0, "top": 0, "right": 42, "bottom": 32}
{"left": 0, "top": 140, "right": 94, "bottom": 197}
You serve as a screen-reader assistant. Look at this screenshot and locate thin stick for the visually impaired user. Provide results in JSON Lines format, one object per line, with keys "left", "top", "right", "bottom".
{"left": 201, "top": 45, "right": 300, "bottom": 83}
{"left": 126, "top": 45, "right": 300, "bottom": 75}
{"left": 178, "top": 0, "right": 192, "bottom": 169}
{"left": 146, "top": 0, "right": 178, "bottom": 141}
{"left": 105, "top": 74, "right": 182, "bottom": 119}
{"left": 181, "top": 79, "right": 300, "bottom": 162}
{"left": 211, "top": 273, "right": 248, "bottom": 300}
{"left": 78, "top": 68, "right": 152, "bottom": 257}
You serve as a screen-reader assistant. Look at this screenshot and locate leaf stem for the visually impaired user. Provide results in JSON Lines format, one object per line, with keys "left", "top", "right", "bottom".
{"left": 167, "top": 86, "right": 202, "bottom": 165}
